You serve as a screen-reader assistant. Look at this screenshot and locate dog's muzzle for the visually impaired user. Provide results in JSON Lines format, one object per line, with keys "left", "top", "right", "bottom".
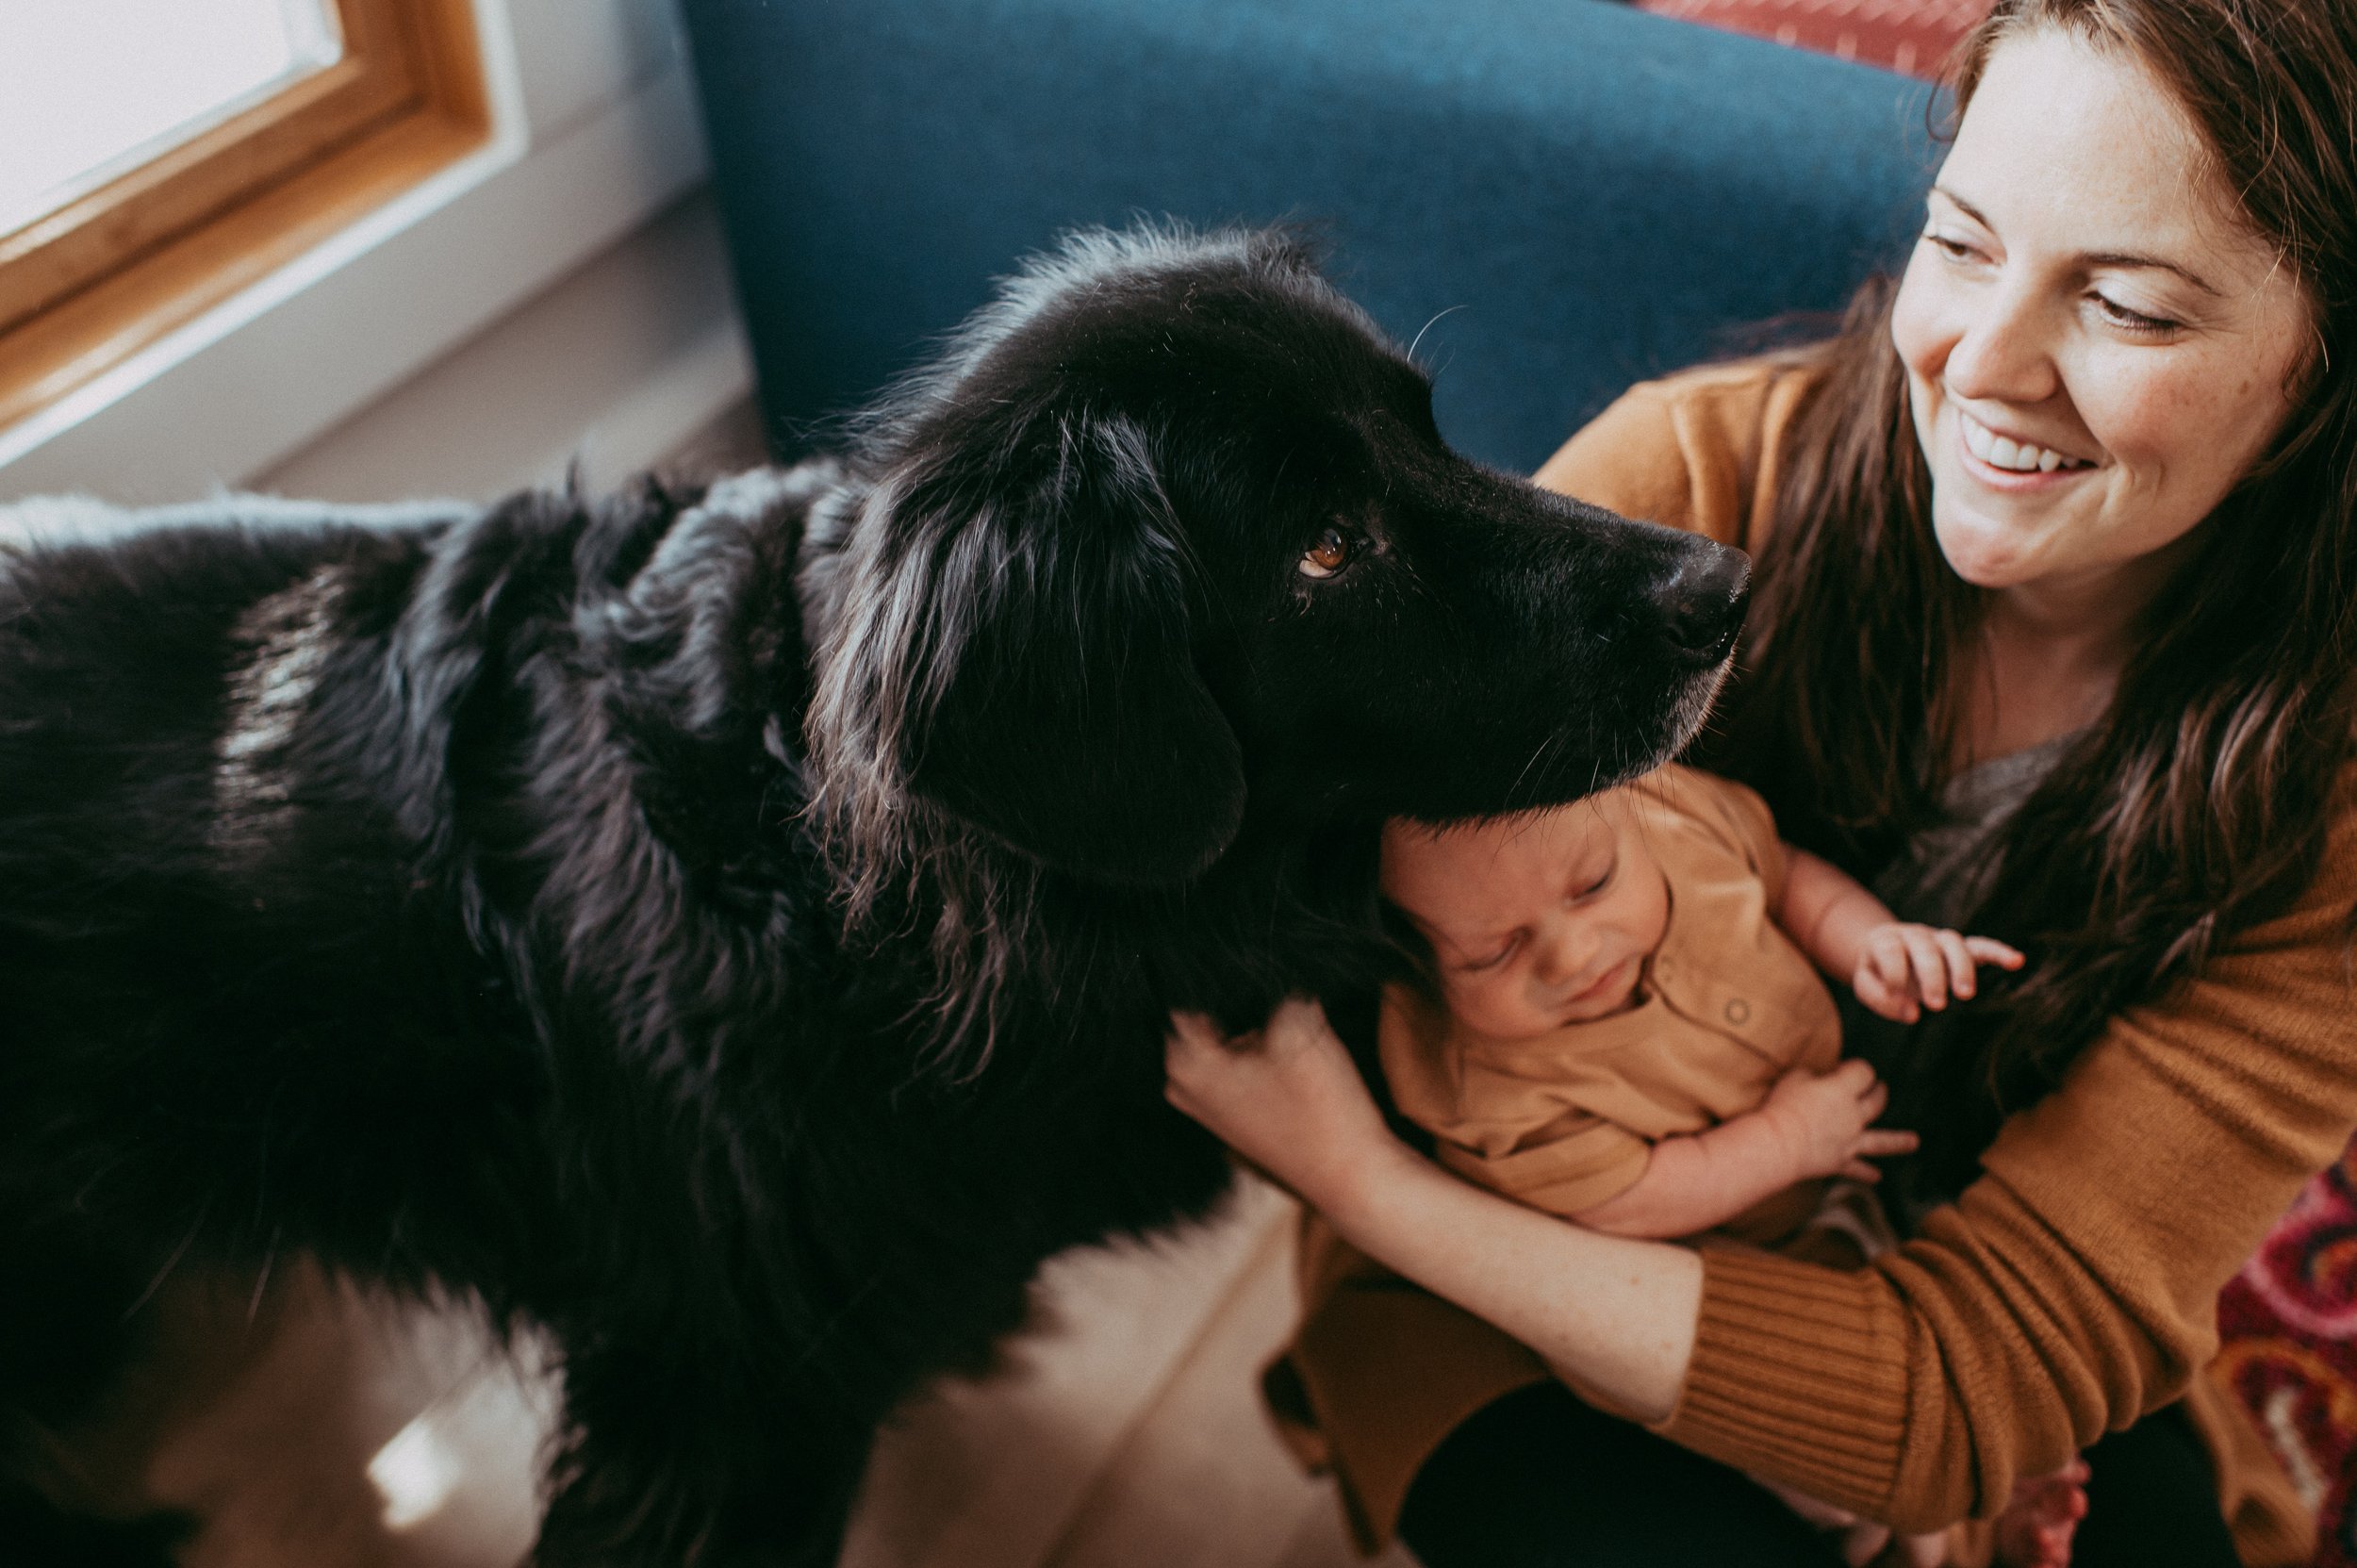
{"left": 1654, "top": 542, "right": 1751, "bottom": 668}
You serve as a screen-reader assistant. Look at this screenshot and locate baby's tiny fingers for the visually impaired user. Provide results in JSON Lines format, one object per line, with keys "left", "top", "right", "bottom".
{"left": 1901, "top": 928, "right": 1950, "bottom": 1008}
{"left": 1852, "top": 969, "right": 1915, "bottom": 1023}
{"left": 1831, "top": 1057, "right": 1880, "bottom": 1091}
{"left": 1966, "top": 935, "right": 2027, "bottom": 969}
{"left": 1858, "top": 1129, "right": 1919, "bottom": 1156}
{"left": 1935, "top": 928, "right": 1977, "bottom": 998}
{"left": 1867, "top": 928, "right": 1913, "bottom": 977}
{"left": 1840, "top": 1160, "right": 1883, "bottom": 1182}
{"left": 1857, "top": 1076, "right": 1889, "bottom": 1120}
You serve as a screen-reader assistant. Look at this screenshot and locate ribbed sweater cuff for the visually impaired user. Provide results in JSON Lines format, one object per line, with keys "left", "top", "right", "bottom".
{"left": 1652, "top": 1246, "right": 1912, "bottom": 1515}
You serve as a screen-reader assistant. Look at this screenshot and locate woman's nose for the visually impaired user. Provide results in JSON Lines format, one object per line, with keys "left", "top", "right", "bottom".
{"left": 1942, "top": 279, "right": 2060, "bottom": 407}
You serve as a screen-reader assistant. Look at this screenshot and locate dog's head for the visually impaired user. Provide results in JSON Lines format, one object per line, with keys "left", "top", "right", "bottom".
{"left": 808, "top": 224, "right": 1746, "bottom": 888}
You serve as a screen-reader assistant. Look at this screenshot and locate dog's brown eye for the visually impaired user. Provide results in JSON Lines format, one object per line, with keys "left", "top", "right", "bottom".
{"left": 1299, "top": 526, "right": 1356, "bottom": 580}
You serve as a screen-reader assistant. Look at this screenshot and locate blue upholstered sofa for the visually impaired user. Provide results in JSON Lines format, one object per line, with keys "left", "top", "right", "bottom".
{"left": 677, "top": 0, "right": 1942, "bottom": 477}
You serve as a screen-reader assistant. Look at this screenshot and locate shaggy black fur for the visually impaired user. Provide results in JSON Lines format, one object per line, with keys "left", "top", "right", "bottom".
{"left": 0, "top": 225, "right": 1746, "bottom": 1566}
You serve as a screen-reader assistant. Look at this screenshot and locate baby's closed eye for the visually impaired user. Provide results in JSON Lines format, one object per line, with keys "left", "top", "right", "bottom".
{"left": 1457, "top": 933, "right": 1523, "bottom": 971}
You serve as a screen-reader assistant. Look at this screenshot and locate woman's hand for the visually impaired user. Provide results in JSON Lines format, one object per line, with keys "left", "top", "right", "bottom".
{"left": 1163, "top": 997, "right": 1406, "bottom": 1211}
{"left": 1754, "top": 1477, "right": 1948, "bottom": 1567}
{"left": 1176, "top": 999, "right": 1706, "bottom": 1424}
{"left": 1993, "top": 1460, "right": 2090, "bottom": 1568}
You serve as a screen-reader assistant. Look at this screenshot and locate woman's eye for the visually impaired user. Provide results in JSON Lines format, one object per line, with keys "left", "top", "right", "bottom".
{"left": 1299, "top": 525, "right": 1357, "bottom": 580}
{"left": 1922, "top": 229, "right": 1978, "bottom": 262}
{"left": 2091, "top": 292, "right": 2179, "bottom": 336}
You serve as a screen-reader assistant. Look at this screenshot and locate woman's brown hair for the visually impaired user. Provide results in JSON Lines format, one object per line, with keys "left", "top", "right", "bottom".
{"left": 1702, "top": 0, "right": 2357, "bottom": 1199}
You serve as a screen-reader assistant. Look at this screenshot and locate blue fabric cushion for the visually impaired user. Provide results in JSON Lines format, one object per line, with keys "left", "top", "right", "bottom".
{"left": 681, "top": 0, "right": 1940, "bottom": 474}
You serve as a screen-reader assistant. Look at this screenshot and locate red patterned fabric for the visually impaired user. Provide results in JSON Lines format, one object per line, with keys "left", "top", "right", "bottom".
{"left": 2218, "top": 1138, "right": 2357, "bottom": 1567}
{"left": 1632, "top": 0, "right": 1992, "bottom": 79}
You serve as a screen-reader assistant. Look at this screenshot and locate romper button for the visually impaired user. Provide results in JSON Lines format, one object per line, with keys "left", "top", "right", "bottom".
{"left": 1724, "top": 999, "right": 1750, "bottom": 1025}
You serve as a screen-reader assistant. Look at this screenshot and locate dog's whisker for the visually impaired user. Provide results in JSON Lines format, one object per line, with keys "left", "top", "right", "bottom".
{"left": 248, "top": 1231, "right": 282, "bottom": 1326}
{"left": 122, "top": 1205, "right": 210, "bottom": 1322}
{"left": 1509, "top": 726, "right": 1567, "bottom": 803}
{"left": 1408, "top": 304, "right": 1469, "bottom": 365}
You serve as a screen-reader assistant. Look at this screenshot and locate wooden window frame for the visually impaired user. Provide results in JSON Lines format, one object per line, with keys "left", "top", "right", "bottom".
{"left": 0, "top": 0, "right": 491, "bottom": 432}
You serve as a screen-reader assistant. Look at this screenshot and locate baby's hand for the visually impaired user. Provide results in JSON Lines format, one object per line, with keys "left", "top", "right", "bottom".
{"left": 1854, "top": 924, "right": 2025, "bottom": 1023}
{"left": 1758, "top": 1060, "right": 1919, "bottom": 1183}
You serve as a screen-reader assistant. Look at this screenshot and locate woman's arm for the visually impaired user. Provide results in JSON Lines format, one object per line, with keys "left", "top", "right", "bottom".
{"left": 1165, "top": 1002, "right": 1902, "bottom": 1414}
{"left": 1165, "top": 1000, "right": 1704, "bottom": 1421}
{"left": 1173, "top": 814, "right": 2357, "bottom": 1531}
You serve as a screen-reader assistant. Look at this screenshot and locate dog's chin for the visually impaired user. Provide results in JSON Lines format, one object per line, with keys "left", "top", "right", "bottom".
{"left": 1650, "top": 652, "right": 1737, "bottom": 771}
{"left": 1393, "top": 653, "right": 1739, "bottom": 831}
{"left": 1538, "top": 652, "right": 1740, "bottom": 802}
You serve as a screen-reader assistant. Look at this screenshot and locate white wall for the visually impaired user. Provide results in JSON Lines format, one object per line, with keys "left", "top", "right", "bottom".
{"left": 0, "top": 0, "right": 753, "bottom": 506}
{"left": 255, "top": 190, "right": 750, "bottom": 503}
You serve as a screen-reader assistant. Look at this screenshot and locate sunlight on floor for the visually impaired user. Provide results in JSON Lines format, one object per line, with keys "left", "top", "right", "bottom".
{"left": 58, "top": 1179, "right": 1402, "bottom": 1568}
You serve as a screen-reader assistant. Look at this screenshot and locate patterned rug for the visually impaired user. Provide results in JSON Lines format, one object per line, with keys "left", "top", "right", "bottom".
{"left": 2219, "top": 1137, "right": 2357, "bottom": 1567}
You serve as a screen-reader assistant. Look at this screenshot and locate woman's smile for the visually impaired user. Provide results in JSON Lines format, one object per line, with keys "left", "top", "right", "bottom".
{"left": 1945, "top": 406, "right": 2104, "bottom": 535}
{"left": 1955, "top": 408, "right": 2093, "bottom": 479}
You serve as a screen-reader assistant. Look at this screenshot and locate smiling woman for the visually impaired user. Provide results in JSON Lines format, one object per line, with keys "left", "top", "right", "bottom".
{"left": 0, "top": 0, "right": 488, "bottom": 432}
{"left": 1167, "top": 1, "right": 2357, "bottom": 1565}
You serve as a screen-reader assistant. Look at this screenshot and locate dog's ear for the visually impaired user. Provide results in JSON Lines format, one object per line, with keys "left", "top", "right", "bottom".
{"left": 845, "top": 415, "right": 1245, "bottom": 885}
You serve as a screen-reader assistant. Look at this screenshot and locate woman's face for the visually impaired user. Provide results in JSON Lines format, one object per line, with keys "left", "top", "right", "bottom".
{"left": 1889, "top": 27, "right": 2313, "bottom": 598}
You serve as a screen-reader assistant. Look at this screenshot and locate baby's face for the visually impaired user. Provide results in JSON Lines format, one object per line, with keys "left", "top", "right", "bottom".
{"left": 1382, "top": 790, "right": 1669, "bottom": 1041}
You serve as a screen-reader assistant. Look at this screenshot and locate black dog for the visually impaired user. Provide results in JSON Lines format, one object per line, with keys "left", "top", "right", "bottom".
{"left": 0, "top": 225, "right": 1745, "bottom": 1566}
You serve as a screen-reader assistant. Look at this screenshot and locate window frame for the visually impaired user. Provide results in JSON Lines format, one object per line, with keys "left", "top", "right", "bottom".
{"left": 0, "top": 0, "right": 490, "bottom": 431}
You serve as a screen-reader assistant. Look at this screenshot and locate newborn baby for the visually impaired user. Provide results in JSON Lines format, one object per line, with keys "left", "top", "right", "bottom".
{"left": 1378, "top": 763, "right": 2083, "bottom": 1567}
{"left": 1378, "top": 762, "right": 2004, "bottom": 1246}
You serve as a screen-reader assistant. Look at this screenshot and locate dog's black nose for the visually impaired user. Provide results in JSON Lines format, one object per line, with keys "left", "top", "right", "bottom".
{"left": 1656, "top": 543, "right": 1751, "bottom": 661}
